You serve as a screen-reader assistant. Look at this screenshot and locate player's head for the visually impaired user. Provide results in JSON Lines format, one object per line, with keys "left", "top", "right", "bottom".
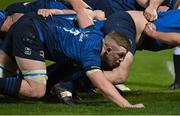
{"left": 0, "top": 10, "right": 8, "bottom": 31}
{"left": 102, "top": 31, "right": 130, "bottom": 68}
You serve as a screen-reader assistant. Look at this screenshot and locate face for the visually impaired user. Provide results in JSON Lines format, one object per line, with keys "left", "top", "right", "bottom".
{"left": 102, "top": 45, "right": 127, "bottom": 68}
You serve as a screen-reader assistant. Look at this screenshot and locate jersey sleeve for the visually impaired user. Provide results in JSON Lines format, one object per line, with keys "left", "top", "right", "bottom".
{"left": 5, "top": 0, "right": 68, "bottom": 15}
{"left": 155, "top": 9, "right": 180, "bottom": 33}
{"left": 80, "top": 30, "right": 104, "bottom": 72}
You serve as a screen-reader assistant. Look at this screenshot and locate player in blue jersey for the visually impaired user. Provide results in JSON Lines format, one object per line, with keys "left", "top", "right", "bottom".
{"left": 47, "top": 0, "right": 174, "bottom": 96}
{"left": 0, "top": 7, "right": 146, "bottom": 108}
{"left": 0, "top": 0, "right": 101, "bottom": 103}
{"left": 0, "top": 0, "right": 91, "bottom": 77}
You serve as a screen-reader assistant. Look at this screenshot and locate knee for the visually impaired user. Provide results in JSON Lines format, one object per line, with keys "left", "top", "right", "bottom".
{"left": 20, "top": 79, "right": 47, "bottom": 98}
{"left": 27, "top": 86, "right": 46, "bottom": 98}
{"left": 113, "top": 73, "right": 128, "bottom": 84}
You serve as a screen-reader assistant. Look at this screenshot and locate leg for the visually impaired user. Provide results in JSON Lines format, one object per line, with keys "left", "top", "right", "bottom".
{"left": 0, "top": 50, "right": 18, "bottom": 78}
{"left": 16, "top": 57, "right": 47, "bottom": 98}
{"left": 0, "top": 50, "right": 20, "bottom": 96}
{"left": 0, "top": 18, "right": 48, "bottom": 98}
{"left": 168, "top": 46, "right": 180, "bottom": 89}
{"left": 0, "top": 43, "right": 47, "bottom": 98}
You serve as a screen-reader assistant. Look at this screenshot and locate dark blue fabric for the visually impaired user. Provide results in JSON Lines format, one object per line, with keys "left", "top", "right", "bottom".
{"left": 154, "top": 9, "right": 180, "bottom": 33}
{"left": 84, "top": 0, "right": 143, "bottom": 17}
{"left": 5, "top": 0, "right": 68, "bottom": 15}
{"left": 110, "top": 0, "right": 144, "bottom": 12}
{"left": 0, "top": 11, "right": 7, "bottom": 29}
{"left": 0, "top": 76, "right": 22, "bottom": 97}
{"left": 166, "top": 0, "right": 177, "bottom": 9}
{"left": 12, "top": 12, "right": 104, "bottom": 71}
{"left": 35, "top": 14, "right": 104, "bottom": 71}
{"left": 137, "top": 33, "right": 173, "bottom": 51}
{"left": 102, "top": 11, "right": 136, "bottom": 54}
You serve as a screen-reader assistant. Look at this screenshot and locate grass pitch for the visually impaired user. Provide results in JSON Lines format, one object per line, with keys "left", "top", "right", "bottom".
{"left": 0, "top": 1, "right": 180, "bottom": 115}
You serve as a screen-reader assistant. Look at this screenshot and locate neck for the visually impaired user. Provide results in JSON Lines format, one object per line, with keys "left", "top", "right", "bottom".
{"left": 101, "top": 41, "right": 106, "bottom": 56}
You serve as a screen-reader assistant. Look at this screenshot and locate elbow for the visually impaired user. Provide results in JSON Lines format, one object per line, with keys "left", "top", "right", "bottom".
{"left": 176, "top": 39, "right": 180, "bottom": 45}
{"left": 113, "top": 73, "right": 128, "bottom": 84}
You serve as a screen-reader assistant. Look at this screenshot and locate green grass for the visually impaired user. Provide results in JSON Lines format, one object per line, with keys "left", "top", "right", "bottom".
{"left": 0, "top": 1, "right": 179, "bottom": 115}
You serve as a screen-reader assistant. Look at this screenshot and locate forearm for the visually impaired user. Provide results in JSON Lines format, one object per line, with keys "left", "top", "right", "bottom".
{"left": 64, "top": 0, "right": 90, "bottom": 11}
{"left": 103, "top": 68, "right": 128, "bottom": 84}
{"left": 52, "top": 9, "right": 76, "bottom": 15}
{"left": 87, "top": 70, "right": 132, "bottom": 107}
{"left": 103, "top": 52, "right": 133, "bottom": 84}
{"left": 76, "top": 9, "right": 94, "bottom": 28}
{"left": 136, "top": 0, "right": 149, "bottom": 8}
{"left": 148, "top": 0, "right": 165, "bottom": 9}
{"left": 153, "top": 32, "right": 180, "bottom": 45}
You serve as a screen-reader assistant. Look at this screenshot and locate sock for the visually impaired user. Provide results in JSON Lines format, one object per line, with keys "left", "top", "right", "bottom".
{"left": 63, "top": 71, "right": 84, "bottom": 95}
{"left": 0, "top": 76, "right": 22, "bottom": 97}
{"left": 174, "top": 54, "right": 180, "bottom": 84}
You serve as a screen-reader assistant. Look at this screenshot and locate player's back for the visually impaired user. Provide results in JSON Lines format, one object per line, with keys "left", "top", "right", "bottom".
{"left": 40, "top": 14, "right": 104, "bottom": 66}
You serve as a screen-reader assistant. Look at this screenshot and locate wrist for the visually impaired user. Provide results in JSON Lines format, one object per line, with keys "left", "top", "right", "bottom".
{"left": 148, "top": 5, "right": 158, "bottom": 11}
{"left": 151, "top": 31, "right": 159, "bottom": 39}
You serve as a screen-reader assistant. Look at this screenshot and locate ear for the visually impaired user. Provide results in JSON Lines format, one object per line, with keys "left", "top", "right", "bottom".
{"left": 106, "top": 47, "right": 112, "bottom": 53}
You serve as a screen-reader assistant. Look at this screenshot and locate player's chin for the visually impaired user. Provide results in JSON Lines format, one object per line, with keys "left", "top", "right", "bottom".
{"left": 108, "top": 63, "right": 120, "bottom": 69}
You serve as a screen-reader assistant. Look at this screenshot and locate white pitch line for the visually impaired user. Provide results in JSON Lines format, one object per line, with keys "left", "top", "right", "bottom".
{"left": 166, "top": 61, "right": 175, "bottom": 79}
{"left": 115, "top": 84, "right": 131, "bottom": 91}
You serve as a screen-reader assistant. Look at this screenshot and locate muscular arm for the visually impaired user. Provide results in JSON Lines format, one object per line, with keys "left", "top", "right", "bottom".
{"left": 136, "top": 0, "right": 165, "bottom": 8}
{"left": 103, "top": 52, "right": 133, "bottom": 84}
{"left": 147, "top": 0, "right": 165, "bottom": 9}
{"left": 64, "top": 0, "right": 95, "bottom": 28}
{"left": 76, "top": 8, "right": 94, "bottom": 28}
{"left": 86, "top": 69, "right": 144, "bottom": 108}
{"left": 136, "top": 0, "right": 149, "bottom": 8}
{"left": 37, "top": 9, "right": 76, "bottom": 17}
{"left": 136, "top": 0, "right": 165, "bottom": 21}
{"left": 144, "top": 22, "right": 180, "bottom": 45}
{"left": 148, "top": 31, "right": 180, "bottom": 45}
{"left": 64, "top": 0, "right": 90, "bottom": 11}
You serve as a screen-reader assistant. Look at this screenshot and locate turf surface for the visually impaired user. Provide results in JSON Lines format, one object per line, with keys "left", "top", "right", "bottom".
{"left": 0, "top": 1, "right": 180, "bottom": 115}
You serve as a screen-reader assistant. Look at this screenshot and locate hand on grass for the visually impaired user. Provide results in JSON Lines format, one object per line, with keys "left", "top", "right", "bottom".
{"left": 129, "top": 103, "right": 145, "bottom": 108}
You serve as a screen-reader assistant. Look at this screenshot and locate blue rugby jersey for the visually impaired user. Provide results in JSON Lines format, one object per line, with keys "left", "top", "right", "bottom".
{"left": 110, "top": 0, "right": 143, "bottom": 12}
{"left": 32, "top": 14, "right": 105, "bottom": 71}
{"left": 139, "top": 9, "right": 180, "bottom": 51}
{"left": 154, "top": 9, "right": 180, "bottom": 33}
{"left": 5, "top": 0, "right": 68, "bottom": 14}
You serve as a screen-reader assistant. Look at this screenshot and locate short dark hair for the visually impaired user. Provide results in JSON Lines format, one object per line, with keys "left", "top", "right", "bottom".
{"left": 104, "top": 31, "right": 131, "bottom": 51}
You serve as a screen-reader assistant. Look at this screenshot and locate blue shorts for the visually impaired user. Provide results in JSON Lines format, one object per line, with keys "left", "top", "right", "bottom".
{"left": 5, "top": 0, "right": 68, "bottom": 15}
{"left": 84, "top": 0, "right": 144, "bottom": 17}
{"left": 102, "top": 11, "right": 136, "bottom": 54}
{"left": 2, "top": 14, "right": 45, "bottom": 62}
{"left": 155, "top": 9, "right": 180, "bottom": 33}
{"left": 84, "top": 0, "right": 114, "bottom": 17}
